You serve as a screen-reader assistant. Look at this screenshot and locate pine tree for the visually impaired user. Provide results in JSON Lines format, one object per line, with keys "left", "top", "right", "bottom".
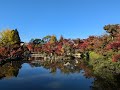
{"left": 11, "top": 29, "right": 21, "bottom": 44}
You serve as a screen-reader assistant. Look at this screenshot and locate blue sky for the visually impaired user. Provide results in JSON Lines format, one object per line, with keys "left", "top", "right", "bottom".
{"left": 0, "top": 0, "right": 120, "bottom": 42}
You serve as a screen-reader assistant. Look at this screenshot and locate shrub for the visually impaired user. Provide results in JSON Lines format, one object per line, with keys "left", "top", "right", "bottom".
{"left": 88, "top": 51, "right": 103, "bottom": 66}
{"left": 112, "top": 54, "right": 120, "bottom": 62}
{"left": 89, "top": 51, "right": 101, "bottom": 60}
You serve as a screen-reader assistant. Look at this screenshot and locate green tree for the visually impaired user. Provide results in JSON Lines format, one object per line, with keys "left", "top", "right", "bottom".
{"left": 104, "top": 24, "right": 120, "bottom": 40}
{"left": 42, "top": 35, "right": 51, "bottom": 43}
{"left": 59, "top": 35, "right": 64, "bottom": 42}
{"left": 33, "top": 39, "right": 42, "bottom": 44}
{"left": 29, "top": 38, "right": 34, "bottom": 43}
{"left": 11, "top": 29, "right": 21, "bottom": 44}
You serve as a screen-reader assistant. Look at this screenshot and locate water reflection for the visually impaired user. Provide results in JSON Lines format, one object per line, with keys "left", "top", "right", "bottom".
{"left": 0, "top": 59, "right": 119, "bottom": 89}
{"left": 30, "top": 59, "right": 93, "bottom": 78}
{"left": 0, "top": 61, "right": 22, "bottom": 79}
{"left": 92, "top": 74, "right": 120, "bottom": 90}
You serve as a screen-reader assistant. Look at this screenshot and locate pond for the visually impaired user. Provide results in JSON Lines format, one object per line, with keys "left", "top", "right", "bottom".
{"left": 0, "top": 59, "right": 119, "bottom": 90}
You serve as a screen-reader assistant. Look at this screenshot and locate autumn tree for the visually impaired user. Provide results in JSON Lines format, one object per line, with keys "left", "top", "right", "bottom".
{"left": 0, "top": 29, "right": 21, "bottom": 46}
{"left": 0, "top": 29, "right": 12, "bottom": 46}
{"left": 73, "top": 38, "right": 81, "bottom": 45}
{"left": 112, "top": 54, "right": 120, "bottom": 62}
{"left": 50, "top": 35, "right": 57, "bottom": 44}
{"left": 106, "top": 41, "right": 120, "bottom": 52}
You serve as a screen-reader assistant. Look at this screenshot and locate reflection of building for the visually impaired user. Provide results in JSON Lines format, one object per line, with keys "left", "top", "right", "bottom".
{"left": 30, "top": 60, "right": 42, "bottom": 67}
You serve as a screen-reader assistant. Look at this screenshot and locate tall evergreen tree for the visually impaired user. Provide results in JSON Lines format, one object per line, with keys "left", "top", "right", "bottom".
{"left": 11, "top": 29, "right": 21, "bottom": 44}
{"left": 59, "top": 35, "right": 64, "bottom": 42}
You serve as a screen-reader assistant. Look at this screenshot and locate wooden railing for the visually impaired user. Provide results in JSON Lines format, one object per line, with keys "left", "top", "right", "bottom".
{"left": 30, "top": 52, "right": 43, "bottom": 57}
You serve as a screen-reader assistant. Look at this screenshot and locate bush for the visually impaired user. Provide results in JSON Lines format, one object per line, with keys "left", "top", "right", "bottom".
{"left": 89, "top": 51, "right": 101, "bottom": 60}
{"left": 89, "top": 51, "right": 102, "bottom": 65}
{"left": 112, "top": 54, "right": 120, "bottom": 62}
{"left": 92, "top": 57, "right": 120, "bottom": 79}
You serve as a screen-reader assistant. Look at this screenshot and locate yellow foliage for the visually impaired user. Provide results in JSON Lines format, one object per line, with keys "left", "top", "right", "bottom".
{"left": 0, "top": 29, "right": 18, "bottom": 46}
{"left": 50, "top": 35, "right": 57, "bottom": 44}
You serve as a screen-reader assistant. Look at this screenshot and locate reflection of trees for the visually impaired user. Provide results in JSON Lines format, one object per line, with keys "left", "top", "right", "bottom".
{"left": 30, "top": 58, "right": 120, "bottom": 89}
{"left": 87, "top": 62, "right": 120, "bottom": 89}
{"left": 91, "top": 74, "right": 120, "bottom": 89}
{"left": 50, "top": 66, "right": 57, "bottom": 74}
{"left": 30, "top": 58, "right": 93, "bottom": 78}
{"left": 0, "top": 61, "right": 23, "bottom": 79}
{"left": 79, "top": 62, "right": 93, "bottom": 79}
{"left": 32, "top": 59, "right": 80, "bottom": 74}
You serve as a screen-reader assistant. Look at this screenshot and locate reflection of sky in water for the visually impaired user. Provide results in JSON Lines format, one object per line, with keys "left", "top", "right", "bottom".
{"left": 0, "top": 63, "right": 94, "bottom": 90}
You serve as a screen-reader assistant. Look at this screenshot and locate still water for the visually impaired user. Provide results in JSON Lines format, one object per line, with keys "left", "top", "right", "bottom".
{"left": 0, "top": 60, "right": 94, "bottom": 90}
